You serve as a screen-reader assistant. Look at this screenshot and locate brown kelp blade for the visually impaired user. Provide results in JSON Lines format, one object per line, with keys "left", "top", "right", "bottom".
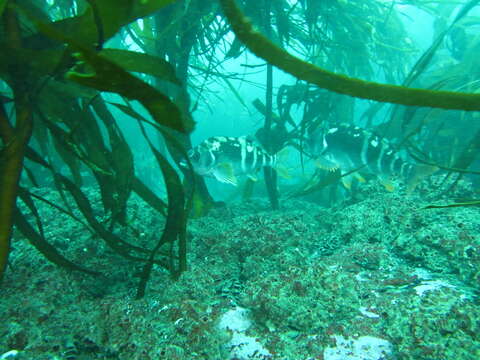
{"left": 21, "top": 0, "right": 177, "bottom": 50}
{"left": 14, "top": 192, "right": 99, "bottom": 276}
{"left": 23, "top": 12, "right": 194, "bottom": 133}
{"left": 100, "top": 49, "right": 181, "bottom": 86}
{"left": 135, "top": 121, "right": 188, "bottom": 298}
{"left": 424, "top": 201, "right": 480, "bottom": 209}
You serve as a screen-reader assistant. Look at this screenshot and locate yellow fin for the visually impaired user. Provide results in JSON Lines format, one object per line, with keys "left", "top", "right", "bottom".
{"left": 354, "top": 173, "right": 366, "bottom": 183}
{"left": 213, "top": 162, "right": 238, "bottom": 186}
{"left": 341, "top": 175, "right": 353, "bottom": 189}
{"left": 378, "top": 175, "right": 395, "bottom": 192}
{"left": 276, "top": 166, "right": 291, "bottom": 179}
{"left": 276, "top": 146, "right": 290, "bottom": 162}
{"left": 407, "top": 164, "right": 438, "bottom": 193}
{"left": 273, "top": 147, "right": 293, "bottom": 179}
{"left": 383, "top": 182, "right": 395, "bottom": 192}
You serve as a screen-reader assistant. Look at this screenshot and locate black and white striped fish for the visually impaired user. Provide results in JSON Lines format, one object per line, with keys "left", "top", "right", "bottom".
{"left": 184, "top": 136, "right": 285, "bottom": 186}
{"left": 307, "top": 123, "right": 437, "bottom": 191}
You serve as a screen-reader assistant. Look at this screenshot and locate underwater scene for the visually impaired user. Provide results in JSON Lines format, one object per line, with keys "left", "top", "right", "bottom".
{"left": 1, "top": 0, "right": 480, "bottom": 359}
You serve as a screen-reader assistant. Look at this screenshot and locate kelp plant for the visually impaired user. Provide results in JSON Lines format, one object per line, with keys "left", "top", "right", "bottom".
{"left": 219, "top": 0, "right": 480, "bottom": 199}
{"left": 219, "top": 0, "right": 480, "bottom": 110}
{"left": 2, "top": 0, "right": 480, "bottom": 298}
{"left": 0, "top": 0, "right": 200, "bottom": 298}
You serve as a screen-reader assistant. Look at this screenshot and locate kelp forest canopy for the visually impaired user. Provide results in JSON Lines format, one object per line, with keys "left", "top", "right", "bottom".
{"left": 1, "top": 0, "right": 480, "bottom": 296}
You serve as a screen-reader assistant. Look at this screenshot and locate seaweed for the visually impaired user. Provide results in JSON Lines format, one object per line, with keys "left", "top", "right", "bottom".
{"left": 135, "top": 119, "right": 188, "bottom": 297}
{"left": 219, "top": 0, "right": 480, "bottom": 111}
{"left": 379, "top": 0, "right": 480, "bottom": 141}
{"left": 0, "top": 5, "right": 34, "bottom": 281}
{"left": 14, "top": 189, "right": 99, "bottom": 276}
{"left": 261, "top": 0, "right": 279, "bottom": 210}
{"left": 0, "top": 0, "right": 195, "bottom": 295}
{"left": 99, "top": 48, "right": 181, "bottom": 85}
{"left": 2, "top": 0, "right": 480, "bottom": 300}
{"left": 424, "top": 200, "right": 480, "bottom": 209}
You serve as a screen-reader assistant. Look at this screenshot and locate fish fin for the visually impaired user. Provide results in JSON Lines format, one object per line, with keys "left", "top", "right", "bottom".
{"left": 315, "top": 156, "right": 339, "bottom": 172}
{"left": 275, "top": 165, "right": 292, "bottom": 179}
{"left": 341, "top": 174, "right": 353, "bottom": 189}
{"left": 276, "top": 146, "right": 290, "bottom": 161}
{"left": 213, "top": 162, "right": 238, "bottom": 186}
{"left": 382, "top": 181, "right": 395, "bottom": 192}
{"left": 378, "top": 175, "right": 395, "bottom": 192}
{"left": 407, "top": 164, "right": 438, "bottom": 193}
{"left": 273, "top": 147, "right": 293, "bottom": 179}
{"left": 247, "top": 173, "right": 258, "bottom": 182}
{"left": 354, "top": 173, "right": 366, "bottom": 183}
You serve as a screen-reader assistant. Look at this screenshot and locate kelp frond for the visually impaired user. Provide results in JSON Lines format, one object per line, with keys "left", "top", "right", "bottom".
{"left": 219, "top": 0, "right": 480, "bottom": 111}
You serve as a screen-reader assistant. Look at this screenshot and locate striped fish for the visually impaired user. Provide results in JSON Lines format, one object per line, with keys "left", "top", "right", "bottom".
{"left": 307, "top": 123, "right": 437, "bottom": 191}
{"left": 184, "top": 136, "right": 280, "bottom": 186}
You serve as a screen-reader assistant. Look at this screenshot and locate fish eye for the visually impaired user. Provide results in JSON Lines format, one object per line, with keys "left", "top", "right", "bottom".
{"left": 188, "top": 149, "right": 200, "bottom": 161}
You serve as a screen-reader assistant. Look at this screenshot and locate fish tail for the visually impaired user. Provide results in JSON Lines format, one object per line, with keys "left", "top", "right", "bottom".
{"left": 273, "top": 147, "right": 292, "bottom": 179}
{"left": 406, "top": 164, "right": 438, "bottom": 193}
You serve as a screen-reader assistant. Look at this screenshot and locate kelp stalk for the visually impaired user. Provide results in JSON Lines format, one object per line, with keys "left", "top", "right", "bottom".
{"left": 262, "top": 0, "right": 279, "bottom": 210}
{"left": 0, "top": 5, "right": 34, "bottom": 281}
{"left": 220, "top": 0, "right": 480, "bottom": 111}
{"left": 0, "top": 98, "right": 33, "bottom": 281}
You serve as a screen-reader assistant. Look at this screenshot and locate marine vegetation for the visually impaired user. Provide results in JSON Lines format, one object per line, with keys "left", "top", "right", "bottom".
{"left": 1, "top": 0, "right": 480, "bottom": 301}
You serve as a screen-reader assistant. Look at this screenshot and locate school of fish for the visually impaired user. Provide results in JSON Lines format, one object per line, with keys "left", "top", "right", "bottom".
{"left": 185, "top": 123, "right": 437, "bottom": 191}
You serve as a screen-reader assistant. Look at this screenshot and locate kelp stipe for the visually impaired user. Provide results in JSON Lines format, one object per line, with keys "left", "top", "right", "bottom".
{"left": 0, "top": 5, "right": 35, "bottom": 282}
{"left": 219, "top": 0, "right": 480, "bottom": 111}
{"left": 0, "top": 0, "right": 196, "bottom": 297}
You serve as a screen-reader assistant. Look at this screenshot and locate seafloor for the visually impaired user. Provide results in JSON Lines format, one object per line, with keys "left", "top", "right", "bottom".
{"left": 1, "top": 176, "right": 479, "bottom": 360}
